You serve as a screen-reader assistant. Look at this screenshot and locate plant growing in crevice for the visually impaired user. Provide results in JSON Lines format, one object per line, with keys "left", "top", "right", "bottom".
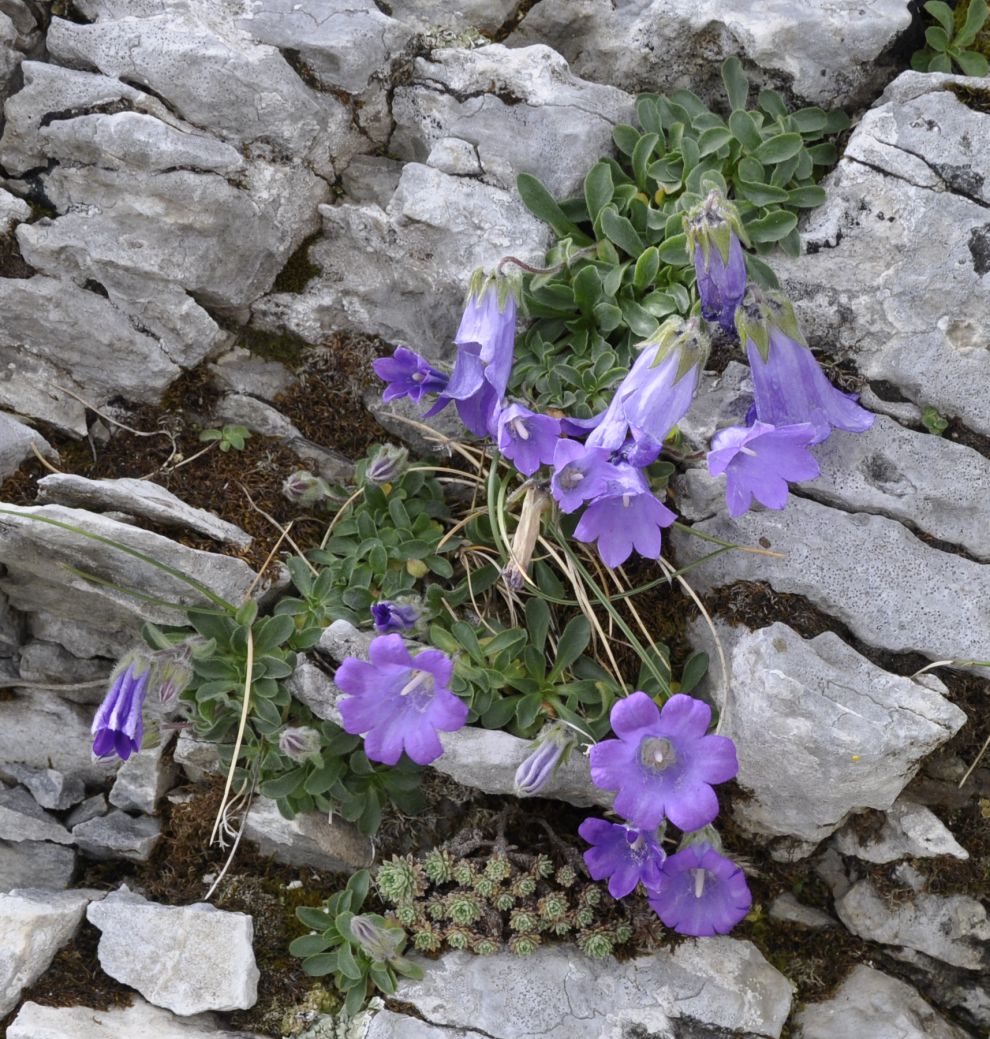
{"left": 912, "top": 0, "right": 989, "bottom": 75}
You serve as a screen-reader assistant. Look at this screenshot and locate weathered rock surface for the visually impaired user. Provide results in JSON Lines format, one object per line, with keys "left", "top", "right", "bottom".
{"left": 0, "top": 765, "right": 85, "bottom": 812}
{"left": 173, "top": 731, "right": 221, "bottom": 782}
{"left": 72, "top": 810, "right": 161, "bottom": 862}
{"left": 0, "top": 840, "right": 75, "bottom": 894}
{"left": 836, "top": 878, "right": 990, "bottom": 971}
{"left": 208, "top": 347, "right": 295, "bottom": 402}
{"left": 794, "top": 963, "right": 970, "bottom": 1039}
{"left": 108, "top": 741, "right": 179, "bottom": 815}
{"left": 0, "top": 784, "right": 74, "bottom": 845}
{"left": 391, "top": 45, "right": 633, "bottom": 196}
{"left": 0, "top": 414, "right": 52, "bottom": 485}
{"left": 768, "top": 893, "right": 836, "bottom": 930}
{"left": 508, "top": 0, "right": 912, "bottom": 107}
{"left": 833, "top": 798, "right": 969, "bottom": 864}
{"left": 689, "top": 621, "right": 965, "bottom": 845}
{"left": 252, "top": 162, "right": 548, "bottom": 357}
{"left": 88, "top": 886, "right": 259, "bottom": 1015}
{"left": 773, "top": 73, "right": 990, "bottom": 436}
{"left": 369, "top": 941, "right": 791, "bottom": 1039}
{"left": 0, "top": 888, "right": 94, "bottom": 1016}
{"left": 385, "top": 0, "right": 516, "bottom": 34}
{"left": 673, "top": 490, "right": 990, "bottom": 668}
{"left": 243, "top": 795, "right": 372, "bottom": 871}
{"left": 8, "top": 997, "right": 262, "bottom": 1039}
{"left": 37, "top": 475, "right": 252, "bottom": 550}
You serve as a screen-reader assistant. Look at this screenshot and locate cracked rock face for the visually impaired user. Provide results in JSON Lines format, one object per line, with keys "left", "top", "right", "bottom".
{"left": 774, "top": 72, "right": 990, "bottom": 435}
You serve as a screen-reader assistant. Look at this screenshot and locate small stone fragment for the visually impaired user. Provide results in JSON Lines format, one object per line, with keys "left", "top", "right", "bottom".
{"left": 768, "top": 893, "right": 836, "bottom": 930}
{"left": 0, "top": 840, "right": 75, "bottom": 894}
{"left": 65, "top": 793, "right": 109, "bottom": 829}
{"left": 833, "top": 799, "right": 969, "bottom": 864}
{"left": 0, "top": 784, "right": 74, "bottom": 845}
{"left": 108, "top": 740, "right": 180, "bottom": 815}
{"left": 72, "top": 809, "right": 161, "bottom": 863}
{"left": 243, "top": 796, "right": 372, "bottom": 872}
{"left": 0, "top": 764, "right": 86, "bottom": 811}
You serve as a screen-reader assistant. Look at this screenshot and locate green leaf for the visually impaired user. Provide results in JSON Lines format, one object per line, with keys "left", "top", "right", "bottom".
{"left": 289, "top": 933, "right": 332, "bottom": 958}
{"left": 753, "top": 133, "right": 803, "bottom": 165}
{"left": 593, "top": 301, "right": 623, "bottom": 333}
{"left": 482, "top": 695, "right": 518, "bottom": 729}
{"left": 516, "top": 173, "right": 591, "bottom": 244}
{"left": 633, "top": 247, "right": 660, "bottom": 291}
{"left": 757, "top": 89, "right": 788, "bottom": 119}
{"left": 621, "top": 299, "right": 659, "bottom": 338}
{"left": 956, "top": 0, "right": 988, "bottom": 48}
{"left": 600, "top": 207, "right": 644, "bottom": 257}
{"left": 955, "top": 49, "right": 989, "bottom": 76}
{"left": 728, "top": 109, "right": 762, "bottom": 151}
{"left": 336, "top": 942, "right": 363, "bottom": 981}
{"left": 260, "top": 768, "right": 307, "bottom": 800}
{"left": 301, "top": 953, "right": 338, "bottom": 977}
{"left": 253, "top": 613, "right": 296, "bottom": 654}
{"left": 392, "top": 957, "right": 424, "bottom": 981}
{"left": 632, "top": 132, "right": 659, "bottom": 190}
{"left": 612, "top": 124, "right": 640, "bottom": 156}
{"left": 745, "top": 209, "right": 798, "bottom": 243}
{"left": 807, "top": 142, "right": 837, "bottom": 166}
{"left": 787, "top": 185, "right": 827, "bottom": 208}
{"left": 697, "top": 125, "right": 733, "bottom": 156}
{"left": 924, "top": 0, "right": 955, "bottom": 33}
{"left": 656, "top": 233, "right": 688, "bottom": 266}
{"left": 483, "top": 628, "right": 528, "bottom": 661}
{"left": 346, "top": 868, "right": 371, "bottom": 907}
{"left": 525, "top": 597, "right": 551, "bottom": 653}
{"left": 788, "top": 107, "right": 829, "bottom": 134}
{"left": 635, "top": 95, "right": 662, "bottom": 135}
{"left": 745, "top": 252, "right": 780, "bottom": 289}
{"left": 584, "top": 162, "right": 615, "bottom": 222}
{"left": 452, "top": 621, "right": 485, "bottom": 663}
{"left": 679, "top": 651, "right": 709, "bottom": 694}
{"left": 925, "top": 24, "right": 950, "bottom": 50}
{"left": 721, "top": 56, "right": 749, "bottom": 111}
{"left": 736, "top": 180, "right": 789, "bottom": 206}
{"left": 928, "top": 50, "right": 953, "bottom": 72}
{"left": 305, "top": 761, "right": 343, "bottom": 796}
{"left": 343, "top": 983, "right": 366, "bottom": 1018}
{"left": 550, "top": 615, "right": 591, "bottom": 679}
{"left": 296, "top": 906, "right": 334, "bottom": 930}
{"left": 571, "top": 265, "right": 602, "bottom": 314}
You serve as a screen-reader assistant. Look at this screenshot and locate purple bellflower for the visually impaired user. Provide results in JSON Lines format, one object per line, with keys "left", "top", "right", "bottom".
{"left": 573, "top": 463, "right": 676, "bottom": 568}
{"left": 92, "top": 657, "right": 151, "bottom": 761}
{"left": 371, "top": 600, "right": 420, "bottom": 635}
{"left": 335, "top": 634, "right": 467, "bottom": 766}
{"left": 707, "top": 420, "right": 820, "bottom": 518}
{"left": 684, "top": 190, "right": 749, "bottom": 334}
{"left": 589, "top": 691, "right": 738, "bottom": 831}
{"left": 442, "top": 270, "right": 518, "bottom": 437}
{"left": 496, "top": 403, "right": 561, "bottom": 476}
{"left": 578, "top": 817, "right": 666, "bottom": 899}
{"left": 550, "top": 440, "right": 612, "bottom": 514}
{"left": 736, "top": 288, "right": 874, "bottom": 444}
{"left": 648, "top": 842, "right": 752, "bottom": 936}
{"left": 373, "top": 347, "right": 448, "bottom": 404}
{"left": 514, "top": 722, "right": 575, "bottom": 797}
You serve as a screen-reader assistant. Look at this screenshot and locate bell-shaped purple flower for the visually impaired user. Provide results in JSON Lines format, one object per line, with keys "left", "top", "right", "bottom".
{"left": 589, "top": 692, "right": 738, "bottom": 831}
{"left": 684, "top": 190, "right": 749, "bottom": 334}
{"left": 371, "top": 600, "right": 420, "bottom": 635}
{"left": 578, "top": 817, "right": 666, "bottom": 898}
{"left": 442, "top": 272, "right": 518, "bottom": 437}
{"left": 335, "top": 634, "right": 467, "bottom": 766}
{"left": 737, "top": 289, "right": 874, "bottom": 444}
{"left": 550, "top": 440, "right": 612, "bottom": 514}
{"left": 514, "top": 722, "right": 574, "bottom": 797}
{"left": 92, "top": 658, "right": 150, "bottom": 761}
{"left": 496, "top": 403, "right": 561, "bottom": 476}
{"left": 648, "top": 842, "right": 752, "bottom": 936}
{"left": 373, "top": 347, "right": 448, "bottom": 403}
{"left": 707, "top": 420, "right": 820, "bottom": 518}
{"left": 573, "top": 464, "right": 676, "bottom": 568}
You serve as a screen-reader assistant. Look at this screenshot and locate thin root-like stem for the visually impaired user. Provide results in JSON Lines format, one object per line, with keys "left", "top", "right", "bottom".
{"left": 210, "top": 626, "right": 254, "bottom": 847}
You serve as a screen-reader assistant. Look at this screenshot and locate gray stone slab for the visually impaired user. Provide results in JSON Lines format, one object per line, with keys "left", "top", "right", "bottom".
{"left": 243, "top": 796, "right": 372, "bottom": 872}
{"left": 0, "top": 840, "right": 75, "bottom": 894}
{"left": 0, "top": 765, "right": 85, "bottom": 811}
{"left": 0, "top": 787, "right": 73, "bottom": 847}
{"left": 833, "top": 798, "right": 969, "bottom": 864}
{"left": 72, "top": 810, "right": 161, "bottom": 863}
{"left": 108, "top": 740, "right": 179, "bottom": 815}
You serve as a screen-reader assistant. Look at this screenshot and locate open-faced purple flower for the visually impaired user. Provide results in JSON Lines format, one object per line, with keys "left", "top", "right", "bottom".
{"left": 737, "top": 288, "right": 874, "bottom": 444}
{"left": 586, "top": 318, "right": 707, "bottom": 454}
{"left": 92, "top": 658, "right": 150, "bottom": 761}
{"left": 373, "top": 347, "right": 448, "bottom": 404}
{"left": 550, "top": 440, "right": 612, "bottom": 513}
{"left": 578, "top": 817, "right": 666, "bottom": 899}
{"left": 496, "top": 403, "right": 561, "bottom": 476}
{"left": 573, "top": 464, "right": 676, "bottom": 568}
{"left": 371, "top": 600, "right": 420, "bottom": 635}
{"left": 442, "top": 271, "right": 518, "bottom": 437}
{"left": 648, "top": 842, "right": 752, "bottom": 936}
{"left": 684, "top": 190, "right": 749, "bottom": 334}
{"left": 335, "top": 634, "right": 467, "bottom": 766}
{"left": 589, "top": 692, "right": 738, "bottom": 831}
{"left": 707, "top": 420, "right": 820, "bottom": 517}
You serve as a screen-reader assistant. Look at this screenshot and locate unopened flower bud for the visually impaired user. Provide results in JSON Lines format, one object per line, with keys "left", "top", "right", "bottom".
{"left": 283, "top": 470, "right": 332, "bottom": 507}
{"left": 514, "top": 722, "right": 575, "bottom": 797}
{"left": 349, "top": 914, "right": 403, "bottom": 962}
{"left": 154, "top": 657, "right": 193, "bottom": 706}
{"left": 365, "top": 444, "right": 408, "bottom": 485}
{"left": 371, "top": 600, "right": 420, "bottom": 635}
{"left": 278, "top": 726, "right": 322, "bottom": 763}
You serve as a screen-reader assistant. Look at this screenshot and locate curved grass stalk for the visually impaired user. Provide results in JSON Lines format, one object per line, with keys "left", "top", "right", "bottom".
{"left": 319, "top": 487, "right": 363, "bottom": 550}
{"left": 210, "top": 624, "right": 254, "bottom": 847}
{"left": 0, "top": 508, "right": 236, "bottom": 613}
{"left": 672, "top": 520, "right": 784, "bottom": 558}
{"left": 30, "top": 441, "right": 62, "bottom": 474}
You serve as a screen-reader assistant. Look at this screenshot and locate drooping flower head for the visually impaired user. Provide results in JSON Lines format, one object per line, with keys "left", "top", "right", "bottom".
{"left": 278, "top": 726, "right": 322, "bottom": 764}
{"left": 371, "top": 600, "right": 420, "bottom": 635}
{"left": 373, "top": 346, "right": 448, "bottom": 404}
{"left": 589, "top": 692, "right": 738, "bottom": 831}
{"left": 283, "top": 469, "right": 332, "bottom": 507}
{"left": 502, "top": 485, "right": 552, "bottom": 590}
{"left": 514, "top": 722, "right": 575, "bottom": 797}
{"left": 683, "top": 189, "right": 749, "bottom": 334}
{"left": 736, "top": 287, "right": 874, "bottom": 444}
{"left": 92, "top": 655, "right": 152, "bottom": 761}
{"left": 550, "top": 440, "right": 612, "bottom": 514}
{"left": 364, "top": 444, "right": 409, "bottom": 485}
{"left": 496, "top": 403, "right": 561, "bottom": 477}
{"left": 578, "top": 817, "right": 666, "bottom": 899}
{"left": 648, "top": 842, "right": 752, "bottom": 936}
{"left": 572, "top": 463, "right": 676, "bottom": 568}
{"left": 707, "top": 420, "right": 820, "bottom": 518}
{"left": 442, "top": 269, "right": 519, "bottom": 437}
{"left": 335, "top": 634, "right": 467, "bottom": 766}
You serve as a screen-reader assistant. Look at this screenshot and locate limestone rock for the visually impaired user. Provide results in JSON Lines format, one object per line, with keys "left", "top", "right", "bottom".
{"left": 508, "top": 0, "right": 912, "bottom": 108}
{"left": 65, "top": 793, "right": 108, "bottom": 829}
{"left": 0, "top": 784, "right": 84, "bottom": 845}
{"left": 768, "top": 893, "right": 836, "bottom": 930}
{"left": 690, "top": 621, "right": 965, "bottom": 845}
{"left": 0, "top": 841, "right": 75, "bottom": 894}
{"left": 370, "top": 941, "right": 791, "bottom": 1039}
{"left": 252, "top": 162, "right": 548, "bottom": 357}
{"left": 391, "top": 45, "right": 633, "bottom": 196}
{"left": 794, "top": 963, "right": 971, "bottom": 1039}
{"left": 833, "top": 799, "right": 969, "bottom": 864}
{"left": 243, "top": 796, "right": 372, "bottom": 872}
{"left": 108, "top": 740, "right": 179, "bottom": 815}
{"left": 772, "top": 74, "right": 990, "bottom": 436}
{"left": 0, "top": 765, "right": 85, "bottom": 811}
{"left": 672, "top": 493, "right": 990, "bottom": 669}
{"left": 385, "top": 0, "right": 516, "bottom": 34}
{"left": 88, "top": 886, "right": 259, "bottom": 1014}
{"left": 0, "top": 888, "right": 93, "bottom": 1016}
{"left": 37, "top": 475, "right": 252, "bottom": 550}
{"left": 72, "top": 810, "right": 161, "bottom": 862}
{"left": 208, "top": 348, "right": 295, "bottom": 402}
{"left": 836, "top": 879, "right": 990, "bottom": 971}
{"left": 173, "top": 732, "right": 221, "bottom": 782}
{"left": 15, "top": 642, "right": 109, "bottom": 704}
